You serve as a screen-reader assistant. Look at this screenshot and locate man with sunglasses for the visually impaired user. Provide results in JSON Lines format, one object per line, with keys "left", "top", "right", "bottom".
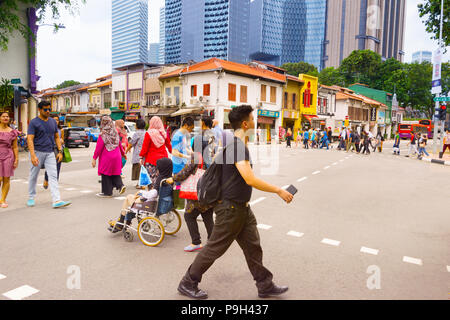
{"left": 26, "top": 101, "right": 71, "bottom": 209}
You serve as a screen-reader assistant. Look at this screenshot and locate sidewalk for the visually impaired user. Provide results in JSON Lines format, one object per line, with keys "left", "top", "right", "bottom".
{"left": 422, "top": 150, "right": 450, "bottom": 166}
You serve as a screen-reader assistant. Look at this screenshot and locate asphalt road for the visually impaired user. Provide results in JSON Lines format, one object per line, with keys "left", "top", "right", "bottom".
{"left": 0, "top": 141, "right": 449, "bottom": 300}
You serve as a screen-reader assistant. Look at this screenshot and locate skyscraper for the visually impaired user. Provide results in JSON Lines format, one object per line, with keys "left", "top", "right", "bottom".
{"left": 112, "top": 0, "right": 149, "bottom": 72}
{"left": 159, "top": 6, "right": 165, "bottom": 64}
{"left": 412, "top": 51, "right": 432, "bottom": 63}
{"left": 323, "top": 0, "right": 406, "bottom": 69}
{"left": 164, "top": 0, "right": 249, "bottom": 64}
{"left": 148, "top": 43, "right": 160, "bottom": 64}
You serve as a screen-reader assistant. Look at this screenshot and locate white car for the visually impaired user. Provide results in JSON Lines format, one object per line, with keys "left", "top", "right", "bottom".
{"left": 124, "top": 121, "right": 137, "bottom": 143}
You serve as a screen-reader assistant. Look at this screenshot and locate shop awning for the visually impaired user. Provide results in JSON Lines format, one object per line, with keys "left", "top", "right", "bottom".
{"left": 148, "top": 107, "right": 179, "bottom": 117}
{"left": 171, "top": 107, "right": 203, "bottom": 117}
{"left": 110, "top": 111, "right": 125, "bottom": 121}
{"left": 302, "top": 114, "right": 318, "bottom": 122}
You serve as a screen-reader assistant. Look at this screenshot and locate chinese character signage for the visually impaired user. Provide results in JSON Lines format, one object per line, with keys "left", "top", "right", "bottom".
{"left": 370, "top": 108, "right": 377, "bottom": 121}
{"left": 258, "top": 109, "right": 280, "bottom": 118}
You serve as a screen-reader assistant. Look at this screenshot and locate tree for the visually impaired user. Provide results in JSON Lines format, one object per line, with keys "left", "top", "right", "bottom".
{"left": 0, "top": 0, "right": 86, "bottom": 51}
{"left": 0, "top": 78, "right": 14, "bottom": 107}
{"left": 318, "top": 67, "right": 344, "bottom": 86}
{"left": 281, "top": 61, "right": 319, "bottom": 77}
{"left": 406, "top": 62, "right": 434, "bottom": 119}
{"left": 371, "top": 58, "right": 404, "bottom": 90}
{"left": 418, "top": 0, "right": 449, "bottom": 47}
{"left": 338, "top": 50, "right": 382, "bottom": 87}
{"left": 56, "top": 80, "right": 80, "bottom": 89}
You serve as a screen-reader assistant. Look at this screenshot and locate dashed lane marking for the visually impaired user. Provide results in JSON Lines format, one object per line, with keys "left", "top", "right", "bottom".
{"left": 297, "top": 177, "right": 308, "bottom": 182}
{"left": 447, "top": 266, "right": 450, "bottom": 272}
{"left": 339, "top": 159, "right": 345, "bottom": 162}
{"left": 332, "top": 162, "right": 338, "bottom": 165}
{"left": 249, "top": 197, "right": 266, "bottom": 206}
{"left": 2, "top": 285, "right": 39, "bottom": 300}
{"left": 287, "top": 231, "right": 304, "bottom": 238}
{"left": 360, "top": 247, "right": 379, "bottom": 256}
{"left": 321, "top": 238, "right": 341, "bottom": 247}
{"left": 257, "top": 224, "right": 272, "bottom": 230}
{"left": 403, "top": 256, "right": 423, "bottom": 266}
{"left": 114, "top": 197, "right": 126, "bottom": 200}
{"left": 324, "top": 166, "right": 330, "bottom": 170}
{"left": 0, "top": 274, "right": 6, "bottom": 280}
{"left": 281, "top": 185, "right": 289, "bottom": 190}
{"left": 312, "top": 171, "right": 321, "bottom": 175}
{"left": 80, "top": 190, "right": 93, "bottom": 194}
{"left": 65, "top": 188, "right": 77, "bottom": 191}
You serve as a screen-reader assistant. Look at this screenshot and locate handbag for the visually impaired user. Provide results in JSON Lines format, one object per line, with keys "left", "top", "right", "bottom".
{"left": 138, "top": 165, "right": 151, "bottom": 187}
{"left": 62, "top": 147, "right": 72, "bottom": 163}
{"left": 179, "top": 156, "right": 205, "bottom": 200}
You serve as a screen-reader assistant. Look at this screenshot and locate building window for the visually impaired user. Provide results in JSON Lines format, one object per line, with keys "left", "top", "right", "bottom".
{"left": 228, "top": 83, "right": 236, "bottom": 102}
{"left": 292, "top": 93, "right": 297, "bottom": 110}
{"left": 270, "top": 86, "right": 276, "bottom": 103}
{"left": 323, "top": 98, "right": 328, "bottom": 114}
{"left": 174, "top": 87, "right": 180, "bottom": 105}
{"left": 240, "top": 85, "right": 247, "bottom": 103}
{"left": 114, "top": 91, "right": 125, "bottom": 102}
{"left": 129, "top": 90, "right": 141, "bottom": 102}
{"left": 261, "top": 85, "right": 266, "bottom": 102}
{"left": 165, "top": 87, "right": 171, "bottom": 97}
{"left": 191, "top": 85, "right": 197, "bottom": 97}
{"left": 203, "top": 84, "right": 210, "bottom": 96}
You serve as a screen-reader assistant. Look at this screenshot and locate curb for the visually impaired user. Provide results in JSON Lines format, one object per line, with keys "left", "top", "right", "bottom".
{"left": 421, "top": 157, "right": 450, "bottom": 166}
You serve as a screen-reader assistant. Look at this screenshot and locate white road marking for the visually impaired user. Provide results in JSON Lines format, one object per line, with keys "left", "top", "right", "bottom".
{"left": 447, "top": 266, "right": 450, "bottom": 272}
{"left": 0, "top": 274, "right": 6, "bottom": 280}
{"left": 22, "top": 181, "right": 29, "bottom": 184}
{"left": 249, "top": 197, "right": 266, "bottom": 206}
{"left": 403, "top": 256, "right": 422, "bottom": 266}
{"left": 257, "top": 224, "right": 272, "bottom": 230}
{"left": 11, "top": 179, "right": 24, "bottom": 183}
{"left": 345, "top": 157, "right": 349, "bottom": 159}
{"left": 312, "top": 171, "right": 321, "bottom": 175}
{"left": 281, "top": 185, "right": 289, "bottom": 190}
{"left": 332, "top": 162, "right": 338, "bottom": 165}
{"left": 114, "top": 197, "right": 126, "bottom": 200}
{"left": 65, "top": 188, "right": 77, "bottom": 191}
{"left": 360, "top": 247, "right": 379, "bottom": 255}
{"left": 324, "top": 166, "right": 330, "bottom": 170}
{"left": 339, "top": 159, "right": 345, "bottom": 162}
{"left": 2, "top": 285, "right": 39, "bottom": 300}
{"left": 321, "top": 238, "right": 340, "bottom": 246}
{"left": 287, "top": 231, "right": 304, "bottom": 238}
{"left": 80, "top": 190, "right": 93, "bottom": 194}
{"left": 297, "top": 177, "right": 308, "bottom": 182}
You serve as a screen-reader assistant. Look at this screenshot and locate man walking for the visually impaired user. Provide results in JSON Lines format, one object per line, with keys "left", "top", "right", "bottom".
{"left": 405, "top": 132, "right": 419, "bottom": 157}
{"left": 440, "top": 129, "right": 450, "bottom": 158}
{"left": 177, "top": 105, "right": 293, "bottom": 300}
{"left": 26, "top": 101, "right": 71, "bottom": 208}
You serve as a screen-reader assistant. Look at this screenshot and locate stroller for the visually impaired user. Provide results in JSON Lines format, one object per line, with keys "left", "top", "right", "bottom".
{"left": 107, "top": 179, "right": 182, "bottom": 247}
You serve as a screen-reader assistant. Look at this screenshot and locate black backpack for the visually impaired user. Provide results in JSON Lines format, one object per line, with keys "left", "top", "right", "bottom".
{"left": 197, "top": 145, "right": 233, "bottom": 206}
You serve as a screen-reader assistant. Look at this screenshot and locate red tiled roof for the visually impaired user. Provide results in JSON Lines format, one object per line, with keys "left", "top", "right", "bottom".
{"left": 287, "top": 75, "right": 305, "bottom": 84}
{"left": 159, "top": 58, "right": 286, "bottom": 83}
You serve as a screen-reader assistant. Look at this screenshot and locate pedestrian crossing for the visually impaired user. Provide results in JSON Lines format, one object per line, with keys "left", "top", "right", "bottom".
{"left": 0, "top": 274, "right": 39, "bottom": 300}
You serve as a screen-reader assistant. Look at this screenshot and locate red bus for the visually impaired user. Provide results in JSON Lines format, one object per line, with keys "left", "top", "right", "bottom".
{"left": 399, "top": 120, "right": 434, "bottom": 139}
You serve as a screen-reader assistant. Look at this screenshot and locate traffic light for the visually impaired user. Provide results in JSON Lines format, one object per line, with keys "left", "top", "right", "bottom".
{"left": 439, "top": 104, "right": 447, "bottom": 121}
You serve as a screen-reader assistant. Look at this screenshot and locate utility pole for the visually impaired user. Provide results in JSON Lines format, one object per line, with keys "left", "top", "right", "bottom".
{"left": 432, "top": 0, "right": 444, "bottom": 155}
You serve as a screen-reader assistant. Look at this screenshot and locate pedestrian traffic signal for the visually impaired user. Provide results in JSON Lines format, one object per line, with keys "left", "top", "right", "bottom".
{"left": 439, "top": 105, "right": 447, "bottom": 121}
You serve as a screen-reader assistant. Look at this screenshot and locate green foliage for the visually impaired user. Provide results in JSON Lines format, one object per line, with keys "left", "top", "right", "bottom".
{"left": 281, "top": 61, "right": 319, "bottom": 77}
{"left": 418, "top": 0, "right": 449, "bottom": 47}
{"left": 338, "top": 50, "right": 382, "bottom": 86}
{"left": 318, "top": 67, "right": 344, "bottom": 86}
{"left": 56, "top": 80, "right": 80, "bottom": 89}
{"left": 0, "top": 0, "right": 86, "bottom": 51}
{"left": 0, "top": 78, "right": 14, "bottom": 108}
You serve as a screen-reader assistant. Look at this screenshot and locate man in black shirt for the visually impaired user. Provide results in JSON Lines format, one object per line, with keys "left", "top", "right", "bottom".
{"left": 178, "top": 105, "right": 293, "bottom": 300}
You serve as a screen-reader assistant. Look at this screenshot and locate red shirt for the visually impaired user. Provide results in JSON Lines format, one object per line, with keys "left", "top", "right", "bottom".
{"left": 139, "top": 132, "right": 172, "bottom": 166}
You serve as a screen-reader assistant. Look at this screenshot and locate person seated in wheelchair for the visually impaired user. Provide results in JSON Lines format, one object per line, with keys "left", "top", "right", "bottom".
{"left": 108, "top": 158, "right": 174, "bottom": 233}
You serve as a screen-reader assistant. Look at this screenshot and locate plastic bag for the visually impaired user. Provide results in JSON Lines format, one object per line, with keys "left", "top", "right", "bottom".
{"left": 138, "top": 165, "right": 151, "bottom": 187}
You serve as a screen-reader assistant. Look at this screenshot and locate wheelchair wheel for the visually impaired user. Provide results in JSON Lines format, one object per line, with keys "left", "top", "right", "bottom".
{"left": 123, "top": 230, "right": 134, "bottom": 242}
{"left": 137, "top": 217, "right": 164, "bottom": 247}
{"left": 159, "top": 209, "right": 182, "bottom": 235}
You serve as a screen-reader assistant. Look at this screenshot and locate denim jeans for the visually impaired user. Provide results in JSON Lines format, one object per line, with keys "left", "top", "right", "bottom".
{"left": 418, "top": 147, "right": 429, "bottom": 156}
{"left": 29, "top": 151, "right": 60, "bottom": 203}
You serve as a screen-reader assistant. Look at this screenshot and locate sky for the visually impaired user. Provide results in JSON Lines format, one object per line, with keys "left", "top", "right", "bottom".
{"left": 36, "top": 0, "right": 449, "bottom": 90}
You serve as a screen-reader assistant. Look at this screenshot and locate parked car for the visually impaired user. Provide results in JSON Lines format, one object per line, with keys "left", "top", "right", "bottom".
{"left": 86, "top": 127, "right": 100, "bottom": 142}
{"left": 124, "top": 121, "right": 137, "bottom": 143}
{"left": 64, "top": 127, "right": 90, "bottom": 148}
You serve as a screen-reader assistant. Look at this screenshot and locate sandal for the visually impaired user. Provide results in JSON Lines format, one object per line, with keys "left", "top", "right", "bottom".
{"left": 1, "top": 202, "right": 8, "bottom": 208}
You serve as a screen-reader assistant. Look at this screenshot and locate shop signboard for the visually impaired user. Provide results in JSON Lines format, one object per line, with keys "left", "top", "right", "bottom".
{"left": 258, "top": 109, "right": 279, "bottom": 118}
{"left": 118, "top": 102, "right": 126, "bottom": 110}
{"left": 129, "top": 103, "right": 141, "bottom": 111}
{"left": 377, "top": 111, "right": 385, "bottom": 124}
{"left": 370, "top": 108, "right": 377, "bottom": 121}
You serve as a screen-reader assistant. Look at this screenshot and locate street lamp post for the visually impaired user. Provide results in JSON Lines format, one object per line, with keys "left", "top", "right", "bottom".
{"left": 432, "top": 0, "right": 444, "bottom": 155}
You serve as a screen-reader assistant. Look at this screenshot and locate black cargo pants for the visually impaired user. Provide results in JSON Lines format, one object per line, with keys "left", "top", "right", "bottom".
{"left": 183, "top": 200, "right": 274, "bottom": 292}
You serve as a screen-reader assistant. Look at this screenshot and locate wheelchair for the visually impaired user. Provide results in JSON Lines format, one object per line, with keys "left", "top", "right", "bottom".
{"left": 108, "top": 179, "right": 182, "bottom": 247}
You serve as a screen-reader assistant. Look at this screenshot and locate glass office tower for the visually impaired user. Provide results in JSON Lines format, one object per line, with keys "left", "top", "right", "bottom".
{"left": 112, "top": 0, "right": 149, "bottom": 71}
{"left": 159, "top": 6, "right": 165, "bottom": 64}
{"left": 303, "top": 0, "right": 326, "bottom": 69}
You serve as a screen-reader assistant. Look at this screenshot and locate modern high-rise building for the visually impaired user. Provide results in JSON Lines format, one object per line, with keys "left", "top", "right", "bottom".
{"left": 163, "top": 0, "right": 249, "bottom": 64}
{"left": 248, "top": 0, "right": 326, "bottom": 68}
{"left": 159, "top": 7, "right": 166, "bottom": 64}
{"left": 412, "top": 51, "right": 432, "bottom": 63}
{"left": 112, "top": 0, "right": 149, "bottom": 72}
{"left": 148, "top": 43, "right": 160, "bottom": 64}
{"left": 323, "top": 0, "right": 406, "bottom": 69}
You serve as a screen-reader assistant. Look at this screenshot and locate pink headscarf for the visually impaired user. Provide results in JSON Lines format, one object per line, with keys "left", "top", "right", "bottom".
{"left": 100, "top": 116, "right": 120, "bottom": 152}
{"left": 148, "top": 116, "right": 166, "bottom": 148}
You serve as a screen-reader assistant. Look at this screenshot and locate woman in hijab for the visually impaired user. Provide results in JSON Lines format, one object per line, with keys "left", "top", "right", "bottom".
{"left": 108, "top": 157, "right": 174, "bottom": 233}
{"left": 92, "top": 116, "right": 126, "bottom": 197}
{"left": 139, "top": 116, "right": 172, "bottom": 185}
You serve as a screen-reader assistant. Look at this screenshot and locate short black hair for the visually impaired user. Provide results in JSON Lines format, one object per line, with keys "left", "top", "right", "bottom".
{"left": 38, "top": 101, "right": 51, "bottom": 109}
{"left": 228, "top": 105, "right": 253, "bottom": 130}
{"left": 182, "top": 116, "right": 194, "bottom": 127}
{"left": 136, "top": 119, "right": 146, "bottom": 130}
{"left": 201, "top": 115, "right": 213, "bottom": 129}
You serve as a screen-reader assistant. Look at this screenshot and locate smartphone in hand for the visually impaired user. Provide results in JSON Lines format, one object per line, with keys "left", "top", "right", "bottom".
{"left": 286, "top": 185, "right": 298, "bottom": 196}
